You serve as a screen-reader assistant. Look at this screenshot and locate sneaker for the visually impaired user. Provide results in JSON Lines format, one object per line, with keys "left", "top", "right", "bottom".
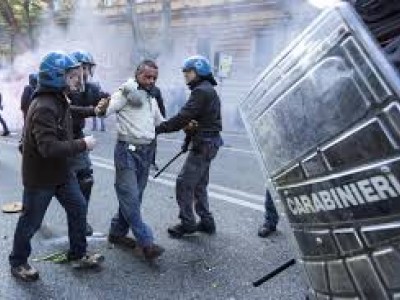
{"left": 258, "top": 225, "right": 276, "bottom": 238}
{"left": 196, "top": 220, "right": 216, "bottom": 235}
{"left": 85, "top": 223, "right": 93, "bottom": 236}
{"left": 167, "top": 223, "right": 197, "bottom": 238}
{"left": 143, "top": 244, "right": 165, "bottom": 260}
{"left": 11, "top": 263, "right": 39, "bottom": 282}
{"left": 108, "top": 235, "right": 137, "bottom": 249}
{"left": 70, "top": 253, "right": 104, "bottom": 269}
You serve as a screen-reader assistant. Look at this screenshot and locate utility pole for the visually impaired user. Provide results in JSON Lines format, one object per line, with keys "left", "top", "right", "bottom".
{"left": 161, "top": 0, "right": 171, "bottom": 53}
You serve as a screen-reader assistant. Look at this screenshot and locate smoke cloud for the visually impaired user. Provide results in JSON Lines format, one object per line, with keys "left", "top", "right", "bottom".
{"left": 0, "top": 0, "right": 319, "bottom": 132}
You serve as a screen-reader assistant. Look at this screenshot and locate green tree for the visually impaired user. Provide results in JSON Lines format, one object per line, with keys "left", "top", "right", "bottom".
{"left": 0, "top": 0, "right": 45, "bottom": 49}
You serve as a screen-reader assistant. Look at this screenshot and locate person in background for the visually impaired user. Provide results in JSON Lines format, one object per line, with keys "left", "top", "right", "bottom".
{"left": 21, "top": 73, "right": 38, "bottom": 122}
{"left": 258, "top": 189, "right": 279, "bottom": 238}
{"left": 0, "top": 92, "right": 10, "bottom": 136}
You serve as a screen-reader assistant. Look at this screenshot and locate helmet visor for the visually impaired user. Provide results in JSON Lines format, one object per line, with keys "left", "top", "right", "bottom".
{"left": 65, "top": 66, "right": 83, "bottom": 92}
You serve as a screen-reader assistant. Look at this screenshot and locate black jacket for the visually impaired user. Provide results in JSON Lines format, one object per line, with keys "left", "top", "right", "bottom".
{"left": 22, "top": 87, "right": 88, "bottom": 188}
{"left": 156, "top": 80, "right": 222, "bottom": 135}
{"left": 69, "top": 82, "right": 110, "bottom": 138}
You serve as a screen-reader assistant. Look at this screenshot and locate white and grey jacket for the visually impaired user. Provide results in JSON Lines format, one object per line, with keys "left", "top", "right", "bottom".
{"left": 105, "top": 78, "right": 164, "bottom": 145}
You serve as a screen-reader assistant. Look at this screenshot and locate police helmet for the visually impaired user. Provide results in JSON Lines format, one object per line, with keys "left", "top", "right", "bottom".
{"left": 70, "top": 50, "right": 96, "bottom": 66}
{"left": 38, "top": 51, "right": 81, "bottom": 89}
{"left": 182, "top": 55, "right": 212, "bottom": 76}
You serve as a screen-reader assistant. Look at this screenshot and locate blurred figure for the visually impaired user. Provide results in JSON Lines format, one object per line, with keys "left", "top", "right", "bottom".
{"left": 258, "top": 189, "right": 279, "bottom": 238}
{"left": 21, "top": 73, "right": 38, "bottom": 122}
{"left": 0, "top": 92, "right": 10, "bottom": 136}
{"left": 91, "top": 113, "right": 106, "bottom": 131}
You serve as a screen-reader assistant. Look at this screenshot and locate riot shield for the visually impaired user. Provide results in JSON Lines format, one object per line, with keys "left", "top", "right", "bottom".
{"left": 240, "top": 3, "right": 400, "bottom": 299}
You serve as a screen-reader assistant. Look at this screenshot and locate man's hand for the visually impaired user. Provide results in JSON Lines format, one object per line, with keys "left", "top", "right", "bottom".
{"left": 183, "top": 120, "right": 198, "bottom": 134}
{"left": 95, "top": 97, "right": 110, "bottom": 116}
{"left": 83, "top": 135, "right": 96, "bottom": 151}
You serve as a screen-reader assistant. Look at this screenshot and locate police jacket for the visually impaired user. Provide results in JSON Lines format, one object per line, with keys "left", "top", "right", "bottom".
{"left": 69, "top": 82, "right": 110, "bottom": 138}
{"left": 22, "top": 87, "right": 90, "bottom": 188}
{"left": 156, "top": 79, "right": 222, "bottom": 136}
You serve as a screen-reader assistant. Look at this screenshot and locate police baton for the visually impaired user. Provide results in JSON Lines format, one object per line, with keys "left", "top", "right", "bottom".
{"left": 252, "top": 258, "right": 296, "bottom": 287}
{"left": 153, "top": 150, "right": 185, "bottom": 179}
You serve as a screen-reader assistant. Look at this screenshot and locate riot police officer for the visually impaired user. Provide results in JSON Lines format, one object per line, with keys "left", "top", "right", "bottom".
{"left": 156, "top": 55, "right": 223, "bottom": 238}
{"left": 69, "top": 50, "right": 110, "bottom": 236}
{"left": 9, "top": 52, "right": 103, "bottom": 281}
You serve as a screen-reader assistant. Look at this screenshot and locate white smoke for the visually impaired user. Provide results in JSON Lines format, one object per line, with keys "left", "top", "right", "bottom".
{"left": 0, "top": 0, "right": 319, "bottom": 132}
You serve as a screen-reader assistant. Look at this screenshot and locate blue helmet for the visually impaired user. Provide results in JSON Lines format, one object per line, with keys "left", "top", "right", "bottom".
{"left": 70, "top": 50, "right": 96, "bottom": 65}
{"left": 38, "top": 51, "right": 81, "bottom": 89}
{"left": 182, "top": 55, "right": 212, "bottom": 76}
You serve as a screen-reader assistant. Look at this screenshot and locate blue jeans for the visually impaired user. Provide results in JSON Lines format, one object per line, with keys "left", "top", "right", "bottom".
{"left": 9, "top": 172, "right": 87, "bottom": 267}
{"left": 109, "top": 141, "right": 155, "bottom": 247}
{"left": 264, "top": 189, "right": 279, "bottom": 229}
{"left": 176, "top": 136, "right": 222, "bottom": 227}
{"left": 92, "top": 117, "right": 105, "bottom": 131}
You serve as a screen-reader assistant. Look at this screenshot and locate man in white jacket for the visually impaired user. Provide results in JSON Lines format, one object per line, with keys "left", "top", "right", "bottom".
{"left": 102, "top": 61, "right": 165, "bottom": 260}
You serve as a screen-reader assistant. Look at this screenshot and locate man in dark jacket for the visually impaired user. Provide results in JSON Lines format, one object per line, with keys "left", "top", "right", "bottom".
{"left": 0, "top": 92, "right": 10, "bottom": 136}
{"left": 156, "top": 55, "right": 223, "bottom": 238}
{"left": 69, "top": 50, "right": 110, "bottom": 236}
{"left": 9, "top": 51, "right": 104, "bottom": 282}
{"left": 20, "top": 73, "right": 38, "bottom": 121}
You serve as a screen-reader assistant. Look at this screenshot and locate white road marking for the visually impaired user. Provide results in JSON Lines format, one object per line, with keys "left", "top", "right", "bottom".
{"left": 0, "top": 140, "right": 264, "bottom": 212}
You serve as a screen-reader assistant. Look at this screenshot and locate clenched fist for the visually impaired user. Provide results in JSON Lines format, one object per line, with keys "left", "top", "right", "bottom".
{"left": 183, "top": 120, "right": 198, "bottom": 134}
{"left": 95, "top": 97, "right": 110, "bottom": 116}
{"left": 83, "top": 135, "right": 96, "bottom": 151}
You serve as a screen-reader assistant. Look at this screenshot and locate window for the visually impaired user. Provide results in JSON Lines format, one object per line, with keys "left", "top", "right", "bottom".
{"left": 253, "top": 31, "right": 274, "bottom": 70}
{"left": 102, "top": 0, "right": 114, "bottom": 7}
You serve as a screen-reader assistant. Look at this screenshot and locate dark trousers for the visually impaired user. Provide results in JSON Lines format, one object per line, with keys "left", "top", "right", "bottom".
{"left": 9, "top": 171, "right": 87, "bottom": 267}
{"left": 263, "top": 189, "right": 279, "bottom": 228}
{"left": 176, "top": 139, "right": 221, "bottom": 227}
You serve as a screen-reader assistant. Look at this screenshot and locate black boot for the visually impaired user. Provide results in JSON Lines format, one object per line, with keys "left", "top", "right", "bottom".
{"left": 167, "top": 223, "right": 196, "bottom": 238}
{"left": 197, "top": 219, "right": 216, "bottom": 235}
{"left": 258, "top": 224, "right": 276, "bottom": 238}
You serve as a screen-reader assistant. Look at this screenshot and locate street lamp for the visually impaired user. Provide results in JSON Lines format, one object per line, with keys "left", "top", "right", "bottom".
{"left": 307, "top": 0, "right": 342, "bottom": 9}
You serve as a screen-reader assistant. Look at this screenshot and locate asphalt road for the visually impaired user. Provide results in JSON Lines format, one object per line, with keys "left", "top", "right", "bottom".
{"left": 0, "top": 127, "right": 308, "bottom": 300}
